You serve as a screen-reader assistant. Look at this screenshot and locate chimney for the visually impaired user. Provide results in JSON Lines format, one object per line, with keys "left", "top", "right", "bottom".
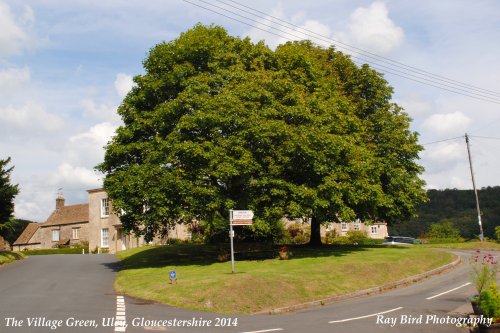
{"left": 56, "top": 192, "right": 65, "bottom": 210}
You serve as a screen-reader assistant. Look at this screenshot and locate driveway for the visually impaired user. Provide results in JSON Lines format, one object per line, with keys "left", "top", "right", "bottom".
{"left": 0, "top": 254, "right": 118, "bottom": 332}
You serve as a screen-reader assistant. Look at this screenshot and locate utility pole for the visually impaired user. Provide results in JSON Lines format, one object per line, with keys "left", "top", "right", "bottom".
{"left": 465, "top": 133, "right": 484, "bottom": 241}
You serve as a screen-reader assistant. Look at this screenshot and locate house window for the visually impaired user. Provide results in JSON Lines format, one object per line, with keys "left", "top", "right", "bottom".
{"left": 72, "top": 227, "right": 79, "bottom": 240}
{"left": 371, "top": 226, "right": 378, "bottom": 234}
{"left": 101, "top": 198, "right": 109, "bottom": 217}
{"left": 101, "top": 228, "right": 109, "bottom": 248}
{"left": 341, "top": 222, "right": 348, "bottom": 231}
{"left": 52, "top": 229, "right": 60, "bottom": 242}
{"left": 353, "top": 223, "right": 360, "bottom": 231}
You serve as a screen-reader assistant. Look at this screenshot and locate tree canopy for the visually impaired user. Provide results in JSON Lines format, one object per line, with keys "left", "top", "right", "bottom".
{"left": 0, "top": 157, "right": 19, "bottom": 231}
{"left": 97, "top": 24, "right": 427, "bottom": 245}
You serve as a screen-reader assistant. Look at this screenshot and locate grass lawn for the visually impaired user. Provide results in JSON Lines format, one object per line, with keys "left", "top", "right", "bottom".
{"left": 0, "top": 251, "right": 24, "bottom": 265}
{"left": 422, "top": 241, "right": 500, "bottom": 251}
{"left": 116, "top": 244, "right": 455, "bottom": 314}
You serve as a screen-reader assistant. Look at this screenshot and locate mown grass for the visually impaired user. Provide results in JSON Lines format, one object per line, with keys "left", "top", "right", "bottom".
{"left": 115, "top": 244, "right": 455, "bottom": 314}
{"left": 422, "top": 240, "right": 500, "bottom": 251}
{"left": 0, "top": 251, "right": 24, "bottom": 265}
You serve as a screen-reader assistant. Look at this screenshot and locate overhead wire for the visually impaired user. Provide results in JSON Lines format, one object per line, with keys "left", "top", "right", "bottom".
{"left": 183, "top": 0, "right": 500, "bottom": 105}
{"left": 220, "top": 0, "right": 500, "bottom": 99}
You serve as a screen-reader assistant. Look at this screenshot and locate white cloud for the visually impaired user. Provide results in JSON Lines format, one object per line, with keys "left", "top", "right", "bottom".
{"left": 0, "top": 66, "right": 30, "bottom": 91}
{"left": 0, "top": 102, "right": 64, "bottom": 133}
{"left": 245, "top": 5, "right": 331, "bottom": 49}
{"left": 79, "top": 99, "right": 120, "bottom": 124}
{"left": 0, "top": 1, "right": 36, "bottom": 58}
{"left": 335, "top": 1, "right": 404, "bottom": 54}
{"left": 114, "top": 73, "right": 135, "bottom": 98}
{"left": 66, "top": 122, "right": 117, "bottom": 167}
{"left": 423, "top": 141, "right": 463, "bottom": 163}
{"left": 397, "top": 94, "right": 432, "bottom": 117}
{"left": 423, "top": 111, "right": 471, "bottom": 135}
{"left": 50, "top": 163, "right": 101, "bottom": 188}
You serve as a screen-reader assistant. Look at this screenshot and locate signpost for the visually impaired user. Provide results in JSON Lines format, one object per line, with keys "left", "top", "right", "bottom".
{"left": 169, "top": 270, "right": 177, "bottom": 284}
{"left": 229, "top": 209, "right": 254, "bottom": 273}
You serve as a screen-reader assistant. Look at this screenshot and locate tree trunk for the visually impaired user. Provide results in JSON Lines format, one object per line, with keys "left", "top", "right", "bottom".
{"left": 309, "top": 215, "right": 322, "bottom": 246}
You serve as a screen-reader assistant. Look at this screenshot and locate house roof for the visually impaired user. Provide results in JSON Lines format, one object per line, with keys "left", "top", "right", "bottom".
{"left": 13, "top": 223, "right": 40, "bottom": 245}
{"left": 43, "top": 203, "right": 89, "bottom": 226}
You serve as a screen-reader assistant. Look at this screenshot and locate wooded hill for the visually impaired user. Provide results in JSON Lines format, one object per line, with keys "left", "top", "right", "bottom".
{"left": 391, "top": 186, "right": 500, "bottom": 240}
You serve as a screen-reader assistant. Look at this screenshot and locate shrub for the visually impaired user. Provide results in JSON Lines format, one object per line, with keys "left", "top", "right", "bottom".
{"left": 347, "top": 230, "right": 370, "bottom": 245}
{"left": 427, "top": 221, "right": 461, "bottom": 239}
{"left": 325, "top": 230, "right": 337, "bottom": 244}
{"left": 425, "top": 237, "right": 465, "bottom": 244}
{"left": 496, "top": 226, "right": 500, "bottom": 242}
{"left": 283, "top": 222, "right": 310, "bottom": 245}
{"left": 331, "top": 236, "right": 351, "bottom": 245}
{"left": 478, "top": 282, "right": 500, "bottom": 322}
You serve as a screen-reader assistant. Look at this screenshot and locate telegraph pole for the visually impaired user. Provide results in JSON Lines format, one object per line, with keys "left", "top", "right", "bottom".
{"left": 465, "top": 133, "right": 484, "bottom": 241}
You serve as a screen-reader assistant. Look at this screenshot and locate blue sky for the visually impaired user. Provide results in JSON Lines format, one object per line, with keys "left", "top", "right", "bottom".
{"left": 1, "top": 0, "right": 499, "bottom": 221}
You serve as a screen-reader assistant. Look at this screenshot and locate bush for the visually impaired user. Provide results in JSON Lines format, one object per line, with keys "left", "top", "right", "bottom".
{"left": 496, "top": 226, "right": 500, "bottom": 242}
{"left": 347, "top": 230, "right": 370, "bottom": 245}
{"left": 324, "top": 230, "right": 337, "bottom": 244}
{"left": 425, "top": 237, "right": 465, "bottom": 244}
{"left": 284, "top": 222, "right": 310, "bottom": 245}
{"left": 427, "top": 221, "right": 461, "bottom": 239}
{"left": 478, "top": 282, "right": 500, "bottom": 321}
{"left": 331, "top": 236, "right": 351, "bottom": 245}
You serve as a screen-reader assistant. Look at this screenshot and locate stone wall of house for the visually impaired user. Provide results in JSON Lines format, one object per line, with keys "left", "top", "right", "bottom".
{"left": 39, "top": 222, "right": 89, "bottom": 248}
{"left": 87, "top": 189, "right": 151, "bottom": 254}
{"left": 327, "top": 221, "right": 388, "bottom": 239}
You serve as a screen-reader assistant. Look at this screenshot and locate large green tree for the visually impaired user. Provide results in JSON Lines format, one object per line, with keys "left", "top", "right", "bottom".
{"left": 0, "top": 157, "right": 19, "bottom": 232}
{"left": 97, "top": 24, "right": 426, "bottom": 245}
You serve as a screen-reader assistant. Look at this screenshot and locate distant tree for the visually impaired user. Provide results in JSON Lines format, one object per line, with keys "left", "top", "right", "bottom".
{"left": 393, "top": 187, "right": 500, "bottom": 240}
{"left": 0, "top": 157, "right": 19, "bottom": 232}
{"left": 97, "top": 24, "right": 427, "bottom": 245}
{"left": 427, "top": 220, "right": 461, "bottom": 239}
{"left": 0, "top": 219, "right": 31, "bottom": 245}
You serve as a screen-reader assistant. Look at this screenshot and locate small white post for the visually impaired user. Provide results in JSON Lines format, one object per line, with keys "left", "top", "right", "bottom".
{"left": 82, "top": 249, "right": 84, "bottom": 254}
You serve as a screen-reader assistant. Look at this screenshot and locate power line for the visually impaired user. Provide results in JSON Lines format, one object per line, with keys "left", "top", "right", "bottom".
{"left": 469, "top": 135, "right": 500, "bottom": 141}
{"left": 184, "top": 0, "right": 500, "bottom": 104}
{"left": 220, "top": 0, "right": 500, "bottom": 99}
{"left": 421, "top": 136, "right": 464, "bottom": 146}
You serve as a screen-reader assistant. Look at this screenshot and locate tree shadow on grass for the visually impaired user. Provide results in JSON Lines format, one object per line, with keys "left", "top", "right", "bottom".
{"left": 111, "top": 243, "right": 408, "bottom": 271}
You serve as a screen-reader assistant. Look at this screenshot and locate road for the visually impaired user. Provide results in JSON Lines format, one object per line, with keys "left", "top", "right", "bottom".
{"left": 0, "top": 250, "right": 495, "bottom": 333}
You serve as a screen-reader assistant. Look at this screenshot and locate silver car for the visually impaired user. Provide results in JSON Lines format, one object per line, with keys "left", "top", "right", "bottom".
{"left": 383, "top": 236, "right": 420, "bottom": 245}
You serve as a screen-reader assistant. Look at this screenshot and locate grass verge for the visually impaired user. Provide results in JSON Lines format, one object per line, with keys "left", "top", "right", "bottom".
{"left": 0, "top": 251, "right": 24, "bottom": 265}
{"left": 116, "top": 244, "right": 455, "bottom": 314}
{"left": 422, "top": 241, "right": 500, "bottom": 251}
{"left": 20, "top": 248, "right": 87, "bottom": 255}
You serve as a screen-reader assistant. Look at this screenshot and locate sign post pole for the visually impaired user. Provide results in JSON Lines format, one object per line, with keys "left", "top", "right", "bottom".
{"left": 229, "top": 210, "right": 254, "bottom": 274}
{"left": 229, "top": 209, "right": 235, "bottom": 273}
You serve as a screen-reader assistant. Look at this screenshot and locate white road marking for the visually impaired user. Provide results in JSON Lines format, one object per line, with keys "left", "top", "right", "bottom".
{"left": 115, "top": 295, "right": 126, "bottom": 332}
{"left": 239, "top": 329, "right": 284, "bottom": 333}
{"left": 426, "top": 282, "right": 471, "bottom": 300}
{"left": 329, "top": 307, "right": 404, "bottom": 323}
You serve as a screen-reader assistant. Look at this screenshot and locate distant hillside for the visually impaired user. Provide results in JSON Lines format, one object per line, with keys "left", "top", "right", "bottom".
{"left": 390, "top": 186, "right": 500, "bottom": 240}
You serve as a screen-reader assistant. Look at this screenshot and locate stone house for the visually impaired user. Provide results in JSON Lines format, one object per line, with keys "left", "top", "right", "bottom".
{"left": 326, "top": 219, "right": 389, "bottom": 239}
{"left": 13, "top": 188, "right": 190, "bottom": 253}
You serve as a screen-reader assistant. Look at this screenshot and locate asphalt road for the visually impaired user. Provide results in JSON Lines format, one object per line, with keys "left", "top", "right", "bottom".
{"left": 0, "top": 254, "right": 118, "bottom": 333}
{"left": 0, "top": 250, "right": 496, "bottom": 333}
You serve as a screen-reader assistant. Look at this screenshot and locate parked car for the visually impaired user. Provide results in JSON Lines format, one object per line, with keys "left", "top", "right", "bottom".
{"left": 383, "top": 236, "right": 421, "bottom": 245}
